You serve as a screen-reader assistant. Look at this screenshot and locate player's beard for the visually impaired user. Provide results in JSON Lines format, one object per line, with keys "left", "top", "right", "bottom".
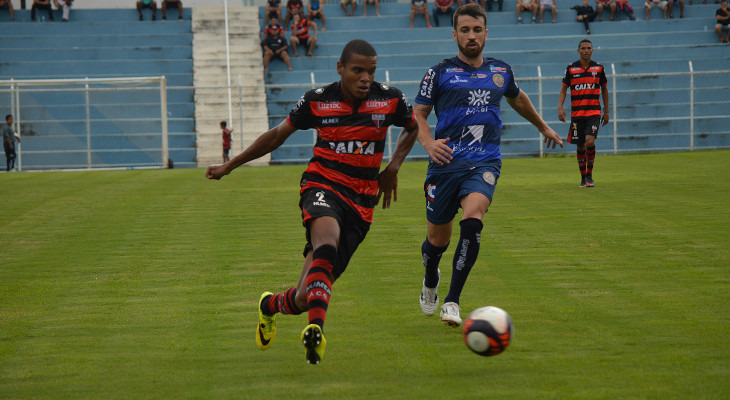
{"left": 458, "top": 40, "right": 484, "bottom": 61}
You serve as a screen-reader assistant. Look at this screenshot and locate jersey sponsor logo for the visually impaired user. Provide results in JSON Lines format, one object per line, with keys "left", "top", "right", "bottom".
{"left": 588, "top": 66, "right": 602, "bottom": 72}
{"left": 446, "top": 67, "right": 464, "bottom": 72}
{"left": 468, "top": 89, "right": 491, "bottom": 107}
{"left": 573, "top": 83, "right": 595, "bottom": 90}
{"left": 490, "top": 66, "right": 507, "bottom": 72}
{"left": 569, "top": 68, "right": 583, "bottom": 74}
{"left": 420, "top": 68, "right": 435, "bottom": 98}
{"left": 316, "top": 102, "right": 343, "bottom": 111}
{"left": 363, "top": 100, "right": 390, "bottom": 109}
{"left": 470, "top": 73, "right": 488, "bottom": 79}
{"left": 329, "top": 140, "right": 376, "bottom": 155}
{"left": 465, "top": 106, "right": 488, "bottom": 116}
{"left": 321, "top": 117, "right": 339, "bottom": 125}
{"left": 461, "top": 125, "right": 484, "bottom": 146}
{"left": 449, "top": 76, "right": 469, "bottom": 84}
{"left": 312, "top": 191, "right": 331, "bottom": 208}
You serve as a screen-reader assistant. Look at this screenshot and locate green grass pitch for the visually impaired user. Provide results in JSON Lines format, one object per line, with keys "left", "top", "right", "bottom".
{"left": 1, "top": 150, "right": 729, "bottom": 399}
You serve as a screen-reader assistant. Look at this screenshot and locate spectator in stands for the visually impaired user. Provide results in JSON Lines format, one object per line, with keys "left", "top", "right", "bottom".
{"left": 308, "top": 0, "right": 326, "bottom": 30}
{"left": 716, "top": 0, "right": 730, "bottom": 42}
{"left": 290, "top": 12, "right": 317, "bottom": 57}
{"left": 615, "top": 0, "right": 636, "bottom": 19}
{"left": 161, "top": 0, "right": 183, "bottom": 20}
{"left": 644, "top": 0, "right": 667, "bottom": 19}
{"left": 3, "top": 114, "right": 18, "bottom": 172}
{"left": 539, "top": 0, "right": 558, "bottom": 22}
{"left": 668, "top": 0, "right": 684, "bottom": 17}
{"left": 572, "top": 0, "right": 598, "bottom": 33}
{"left": 411, "top": 0, "right": 433, "bottom": 28}
{"left": 433, "top": 0, "right": 455, "bottom": 27}
{"left": 265, "top": 0, "right": 282, "bottom": 26}
{"left": 53, "top": 0, "right": 72, "bottom": 22}
{"left": 595, "top": 0, "right": 616, "bottom": 20}
{"left": 341, "top": 0, "right": 356, "bottom": 16}
{"left": 137, "top": 0, "right": 157, "bottom": 21}
{"left": 263, "top": 23, "right": 293, "bottom": 71}
{"left": 0, "top": 0, "right": 15, "bottom": 21}
{"left": 363, "top": 0, "right": 381, "bottom": 16}
{"left": 516, "top": 0, "right": 538, "bottom": 23}
{"left": 486, "top": 0, "right": 504, "bottom": 11}
{"left": 220, "top": 121, "right": 233, "bottom": 162}
{"left": 31, "top": 0, "right": 53, "bottom": 21}
{"left": 284, "top": 0, "right": 304, "bottom": 27}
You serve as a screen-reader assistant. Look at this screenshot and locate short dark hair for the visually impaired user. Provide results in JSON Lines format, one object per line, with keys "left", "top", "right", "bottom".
{"left": 453, "top": 3, "right": 487, "bottom": 30}
{"left": 339, "top": 39, "right": 377, "bottom": 66}
{"left": 578, "top": 39, "right": 593, "bottom": 48}
{"left": 220, "top": 121, "right": 227, "bottom": 128}
{"left": 5, "top": 114, "right": 11, "bottom": 122}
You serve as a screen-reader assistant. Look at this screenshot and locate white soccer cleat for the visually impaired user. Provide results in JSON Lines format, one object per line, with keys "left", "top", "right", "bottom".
{"left": 440, "top": 302, "right": 462, "bottom": 327}
{"left": 420, "top": 269, "right": 440, "bottom": 316}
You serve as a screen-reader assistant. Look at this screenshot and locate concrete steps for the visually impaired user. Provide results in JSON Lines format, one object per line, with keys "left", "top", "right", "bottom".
{"left": 192, "top": 6, "right": 269, "bottom": 166}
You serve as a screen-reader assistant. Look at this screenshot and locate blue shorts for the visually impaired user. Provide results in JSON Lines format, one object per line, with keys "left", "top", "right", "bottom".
{"left": 424, "top": 162, "right": 501, "bottom": 225}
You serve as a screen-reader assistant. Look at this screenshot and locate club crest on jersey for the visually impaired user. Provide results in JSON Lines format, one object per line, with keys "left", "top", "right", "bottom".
{"left": 426, "top": 184, "right": 437, "bottom": 202}
{"left": 372, "top": 113, "right": 385, "bottom": 128}
{"left": 492, "top": 74, "right": 504, "bottom": 88}
{"left": 329, "top": 140, "right": 376, "bottom": 155}
{"left": 483, "top": 171, "right": 496, "bottom": 186}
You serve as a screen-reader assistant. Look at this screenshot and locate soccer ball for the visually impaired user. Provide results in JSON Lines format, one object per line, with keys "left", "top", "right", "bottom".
{"left": 462, "top": 306, "right": 513, "bottom": 357}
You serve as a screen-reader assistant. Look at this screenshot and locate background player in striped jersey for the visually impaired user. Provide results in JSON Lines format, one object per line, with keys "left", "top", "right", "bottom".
{"left": 415, "top": 4, "right": 563, "bottom": 327}
{"left": 205, "top": 40, "right": 419, "bottom": 364}
{"left": 558, "top": 39, "right": 609, "bottom": 188}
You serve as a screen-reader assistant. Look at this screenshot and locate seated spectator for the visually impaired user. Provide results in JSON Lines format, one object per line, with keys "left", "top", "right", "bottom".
{"left": 162, "top": 0, "right": 183, "bottom": 20}
{"left": 411, "top": 0, "right": 432, "bottom": 28}
{"left": 572, "top": 0, "right": 597, "bottom": 33}
{"left": 265, "top": 0, "right": 282, "bottom": 26}
{"left": 486, "top": 0, "right": 504, "bottom": 11}
{"left": 644, "top": 0, "right": 667, "bottom": 19}
{"left": 262, "top": 17, "right": 280, "bottom": 43}
{"left": 341, "top": 0, "right": 357, "bottom": 16}
{"left": 31, "top": 0, "right": 54, "bottom": 21}
{"left": 290, "top": 12, "right": 317, "bottom": 57}
{"left": 539, "top": 0, "right": 558, "bottom": 22}
{"left": 264, "top": 24, "right": 293, "bottom": 72}
{"left": 308, "top": 0, "right": 326, "bottom": 30}
{"left": 516, "top": 0, "right": 538, "bottom": 23}
{"left": 595, "top": 0, "right": 616, "bottom": 20}
{"left": 432, "top": 0, "right": 455, "bottom": 27}
{"left": 137, "top": 0, "right": 157, "bottom": 21}
{"left": 668, "top": 0, "right": 683, "bottom": 17}
{"left": 53, "top": 0, "right": 72, "bottom": 22}
{"left": 717, "top": 0, "right": 730, "bottom": 42}
{"left": 615, "top": 0, "right": 636, "bottom": 19}
{"left": 0, "top": 0, "right": 15, "bottom": 21}
{"left": 363, "top": 0, "right": 380, "bottom": 16}
{"left": 284, "top": 0, "right": 304, "bottom": 27}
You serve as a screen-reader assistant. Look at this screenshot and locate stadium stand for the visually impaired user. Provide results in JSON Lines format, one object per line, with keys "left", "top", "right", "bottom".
{"left": 260, "top": 1, "right": 730, "bottom": 162}
{"left": 0, "top": 8, "right": 196, "bottom": 168}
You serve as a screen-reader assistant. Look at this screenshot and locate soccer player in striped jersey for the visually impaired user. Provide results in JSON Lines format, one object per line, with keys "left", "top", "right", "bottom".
{"left": 205, "top": 39, "right": 419, "bottom": 364}
{"left": 558, "top": 39, "right": 610, "bottom": 188}
{"left": 414, "top": 3, "right": 563, "bottom": 327}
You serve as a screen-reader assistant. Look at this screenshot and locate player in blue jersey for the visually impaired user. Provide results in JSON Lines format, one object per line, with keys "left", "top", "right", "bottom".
{"left": 414, "top": 3, "right": 563, "bottom": 327}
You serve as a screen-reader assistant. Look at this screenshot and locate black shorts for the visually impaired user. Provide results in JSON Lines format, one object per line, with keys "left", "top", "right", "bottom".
{"left": 300, "top": 188, "right": 370, "bottom": 279}
{"left": 568, "top": 115, "right": 601, "bottom": 145}
{"left": 164, "top": 1, "right": 181, "bottom": 9}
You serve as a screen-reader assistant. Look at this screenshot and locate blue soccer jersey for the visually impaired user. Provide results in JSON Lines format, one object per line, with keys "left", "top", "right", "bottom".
{"left": 415, "top": 56, "right": 520, "bottom": 173}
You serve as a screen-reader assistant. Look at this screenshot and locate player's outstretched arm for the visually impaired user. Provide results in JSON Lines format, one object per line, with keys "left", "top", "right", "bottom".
{"left": 377, "top": 119, "right": 419, "bottom": 209}
{"left": 506, "top": 91, "right": 564, "bottom": 149}
{"left": 205, "top": 120, "right": 297, "bottom": 180}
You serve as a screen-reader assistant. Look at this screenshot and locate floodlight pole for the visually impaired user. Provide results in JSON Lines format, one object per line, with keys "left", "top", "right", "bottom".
{"left": 224, "top": 0, "right": 233, "bottom": 127}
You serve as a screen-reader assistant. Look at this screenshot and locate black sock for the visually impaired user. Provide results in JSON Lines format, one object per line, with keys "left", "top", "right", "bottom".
{"left": 444, "top": 218, "right": 483, "bottom": 305}
{"left": 422, "top": 239, "right": 448, "bottom": 288}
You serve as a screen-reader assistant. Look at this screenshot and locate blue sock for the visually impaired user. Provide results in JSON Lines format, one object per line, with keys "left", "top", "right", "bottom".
{"left": 421, "top": 239, "right": 448, "bottom": 288}
{"left": 444, "top": 218, "right": 483, "bottom": 305}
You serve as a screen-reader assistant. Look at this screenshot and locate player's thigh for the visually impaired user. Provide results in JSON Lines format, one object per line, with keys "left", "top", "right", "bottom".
{"left": 458, "top": 164, "right": 500, "bottom": 219}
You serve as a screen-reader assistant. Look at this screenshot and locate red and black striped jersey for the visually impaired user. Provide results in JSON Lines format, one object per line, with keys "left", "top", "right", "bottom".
{"left": 562, "top": 60, "right": 607, "bottom": 118}
{"left": 287, "top": 81, "right": 415, "bottom": 223}
{"left": 222, "top": 128, "right": 232, "bottom": 149}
